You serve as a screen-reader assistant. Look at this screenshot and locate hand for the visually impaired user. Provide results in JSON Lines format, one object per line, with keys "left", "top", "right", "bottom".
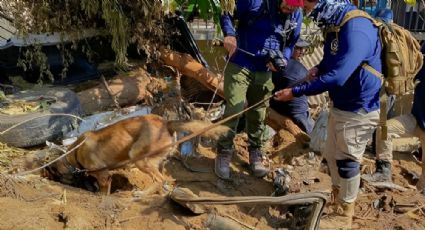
{"left": 223, "top": 36, "right": 237, "bottom": 57}
{"left": 273, "top": 88, "right": 294, "bottom": 102}
{"left": 267, "top": 62, "right": 278, "bottom": 72}
{"left": 307, "top": 67, "right": 319, "bottom": 81}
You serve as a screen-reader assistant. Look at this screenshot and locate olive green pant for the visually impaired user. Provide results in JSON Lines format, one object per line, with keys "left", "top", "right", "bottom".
{"left": 218, "top": 63, "right": 274, "bottom": 150}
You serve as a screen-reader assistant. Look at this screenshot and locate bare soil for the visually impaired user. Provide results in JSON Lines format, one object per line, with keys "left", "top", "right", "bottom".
{"left": 1, "top": 130, "right": 425, "bottom": 229}
{"left": 1, "top": 70, "right": 424, "bottom": 229}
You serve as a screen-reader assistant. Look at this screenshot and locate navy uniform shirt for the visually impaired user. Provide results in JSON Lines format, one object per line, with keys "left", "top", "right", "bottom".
{"left": 220, "top": 0, "right": 303, "bottom": 72}
{"left": 292, "top": 11, "right": 382, "bottom": 113}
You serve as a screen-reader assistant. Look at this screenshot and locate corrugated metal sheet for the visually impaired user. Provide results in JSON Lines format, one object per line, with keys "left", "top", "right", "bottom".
{"left": 300, "top": 45, "right": 324, "bottom": 70}
{"left": 0, "top": 15, "right": 102, "bottom": 49}
{"left": 0, "top": 17, "right": 15, "bottom": 48}
{"left": 1, "top": 8, "right": 102, "bottom": 49}
{"left": 299, "top": 46, "right": 328, "bottom": 118}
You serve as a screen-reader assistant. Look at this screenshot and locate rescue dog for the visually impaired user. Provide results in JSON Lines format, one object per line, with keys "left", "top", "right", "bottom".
{"left": 44, "top": 114, "right": 229, "bottom": 194}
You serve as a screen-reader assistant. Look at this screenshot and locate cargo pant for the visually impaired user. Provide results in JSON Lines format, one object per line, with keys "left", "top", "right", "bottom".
{"left": 324, "top": 107, "right": 379, "bottom": 203}
{"left": 218, "top": 63, "right": 274, "bottom": 150}
{"left": 375, "top": 113, "right": 425, "bottom": 190}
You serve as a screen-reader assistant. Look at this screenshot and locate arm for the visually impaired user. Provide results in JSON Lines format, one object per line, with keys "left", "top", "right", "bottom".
{"left": 220, "top": 1, "right": 251, "bottom": 56}
{"left": 292, "top": 29, "right": 372, "bottom": 96}
{"left": 220, "top": 12, "right": 236, "bottom": 37}
{"left": 220, "top": 0, "right": 251, "bottom": 37}
{"left": 283, "top": 10, "right": 303, "bottom": 60}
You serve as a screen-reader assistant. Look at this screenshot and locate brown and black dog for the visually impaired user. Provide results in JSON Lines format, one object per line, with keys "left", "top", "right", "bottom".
{"left": 45, "top": 114, "right": 228, "bottom": 194}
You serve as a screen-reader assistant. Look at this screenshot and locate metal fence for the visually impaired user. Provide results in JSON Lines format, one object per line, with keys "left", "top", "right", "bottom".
{"left": 391, "top": 0, "right": 425, "bottom": 32}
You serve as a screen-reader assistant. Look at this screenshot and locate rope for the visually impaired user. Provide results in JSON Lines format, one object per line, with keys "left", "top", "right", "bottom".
{"left": 14, "top": 138, "right": 87, "bottom": 176}
{"left": 86, "top": 93, "right": 276, "bottom": 173}
{"left": 205, "top": 55, "right": 229, "bottom": 115}
{"left": 84, "top": 60, "right": 313, "bottom": 173}
{"left": 179, "top": 52, "right": 226, "bottom": 172}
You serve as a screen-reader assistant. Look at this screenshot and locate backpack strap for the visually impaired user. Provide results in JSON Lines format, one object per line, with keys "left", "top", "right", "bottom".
{"left": 340, "top": 10, "right": 376, "bottom": 27}
{"left": 327, "top": 10, "right": 385, "bottom": 83}
{"left": 326, "top": 10, "right": 383, "bottom": 33}
{"left": 327, "top": 10, "right": 389, "bottom": 140}
{"left": 361, "top": 63, "right": 384, "bottom": 82}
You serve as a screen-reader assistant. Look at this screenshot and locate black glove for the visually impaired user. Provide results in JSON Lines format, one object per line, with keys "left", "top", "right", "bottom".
{"left": 263, "top": 49, "right": 287, "bottom": 72}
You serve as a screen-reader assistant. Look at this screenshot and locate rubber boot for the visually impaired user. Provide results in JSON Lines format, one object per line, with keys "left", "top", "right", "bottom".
{"left": 214, "top": 148, "right": 233, "bottom": 180}
{"left": 362, "top": 159, "right": 392, "bottom": 183}
{"left": 249, "top": 148, "right": 269, "bottom": 178}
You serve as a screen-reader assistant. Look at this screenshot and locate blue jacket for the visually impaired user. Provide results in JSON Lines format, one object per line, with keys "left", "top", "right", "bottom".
{"left": 412, "top": 44, "right": 425, "bottom": 130}
{"left": 271, "top": 59, "right": 309, "bottom": 114}
{"left": 220, "top": 0, "right": 303, "bottom": 72}
{"left": 292, "top": 9, "right": 382, "bottom": 113}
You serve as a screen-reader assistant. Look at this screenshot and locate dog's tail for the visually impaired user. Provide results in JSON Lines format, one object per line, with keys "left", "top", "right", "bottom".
{"left": 167, "top": 120, "right": 230, "bottom": 140}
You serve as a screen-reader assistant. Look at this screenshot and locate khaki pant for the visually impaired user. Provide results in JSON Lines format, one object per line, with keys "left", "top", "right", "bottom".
{"left": 375, "top": 113, "right": 425, "bottom": 190}
{"left": 324, "top": 107, "right": 379, "bottom": 202}
{"left": 218, "top": 63, "right": 274, "bottom": 149}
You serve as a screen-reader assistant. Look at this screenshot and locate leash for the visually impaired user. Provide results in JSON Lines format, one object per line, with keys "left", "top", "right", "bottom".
{"left": 85, "top": 93, "right": 276, "bottom": 173}
{"left": 79, "top": 68, "right": 312, "bottom": 173}
{"left": 14, "top": 138, "right": 87, "bottom": 176}
{"left": 55, "top": 64, "right": 311, "bottom": 174}
{"left": 215, "top": 38, "right": 256, "bottom": 57}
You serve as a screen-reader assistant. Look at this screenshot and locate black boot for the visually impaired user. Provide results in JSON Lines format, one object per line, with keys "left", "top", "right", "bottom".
{"left": 362, "top": 159, "right": 392, "bottom": 183}
{"left": 249, "top": 148, "right": 269, "bottom": 178}
{"left": 214, "top": 147, "right": 233, "bottom": 180}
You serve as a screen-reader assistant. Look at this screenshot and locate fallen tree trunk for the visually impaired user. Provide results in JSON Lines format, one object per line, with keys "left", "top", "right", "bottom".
{"left": 160, "top": 48, "right": 309, "bottom": 141}
{"left": 266, "top": 108, "right": 308, "bottom": 139}
{"left": 77, "top": 68, "right": 165, "bottom": 115}
{"left": 160, "top": 48, "right": 225, "bottom": 97}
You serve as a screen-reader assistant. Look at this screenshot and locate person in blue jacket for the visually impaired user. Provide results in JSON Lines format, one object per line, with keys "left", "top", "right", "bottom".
{"left": 275, "top": 0, "right": 382, "bottom": 227}
{"left": 215, "top": 0, "right": 304, "bottom": 180}
{"left": 270, "top": 38, "right": 315, "bottom": 134}
{"left": 365, "top": 43, "right": 425, "bottom": 191}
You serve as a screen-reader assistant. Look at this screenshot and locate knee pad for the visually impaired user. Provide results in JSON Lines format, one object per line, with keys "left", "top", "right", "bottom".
{"left": 336, "top": 159, "right": 360, "bottom": 179}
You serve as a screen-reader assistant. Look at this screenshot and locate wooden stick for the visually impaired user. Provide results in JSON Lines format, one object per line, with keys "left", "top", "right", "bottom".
{"left": 222, "top": 213, "right": 256, "bottom": 230}
{"left": 100, "top": 75, "right": 121, "bottom": 109}
{"left": 404, "top": 204, "right": 425, "bottom": 217}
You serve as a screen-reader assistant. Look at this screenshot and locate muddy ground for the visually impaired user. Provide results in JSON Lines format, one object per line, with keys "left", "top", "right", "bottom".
{"left": 1, "top": 72, "right": 425, "bottom": 230}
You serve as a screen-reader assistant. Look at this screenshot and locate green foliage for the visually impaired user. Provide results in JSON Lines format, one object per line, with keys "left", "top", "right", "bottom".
{"left": 171, "top": 0, "right": 223, "bottom": 25}
{"left": 100, "top": 0, "right": 129, "bottom": 66}
{"left": 5, "top": 0, "right": 165, "bottom": 82}
{"left": 17, "top": 46, "right": 54, "bottom": 83}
